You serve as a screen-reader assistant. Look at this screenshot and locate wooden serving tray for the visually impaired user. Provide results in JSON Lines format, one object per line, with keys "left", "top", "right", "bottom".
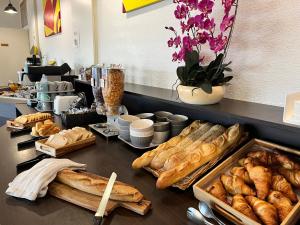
{"left": 48, "top": 182, "right": 151, "bottom": 216}
{"left": 35, "top": 136, "right": 96, "bottom": 157}
{"left": 193, "top": 139, "right": 300, "bottom": 225}
{"left": 143, "top": 133, "right": 248, "bottom": 190}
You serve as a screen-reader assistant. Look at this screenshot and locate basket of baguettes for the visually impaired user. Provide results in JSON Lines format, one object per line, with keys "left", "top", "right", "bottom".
{"left": 132, "top": 120, "right": 246, "bottom": 190}
{"left": 35, "top": 127, "right": 96, "bottom": 157}
{"left": 7, "top": 112, "right": 52, "bottom": 129}
{"left": 49, "top": 169, "right": 151, "bottom": 215}
{"left": 193, "top": 139, "right": 300, "bottom": 225}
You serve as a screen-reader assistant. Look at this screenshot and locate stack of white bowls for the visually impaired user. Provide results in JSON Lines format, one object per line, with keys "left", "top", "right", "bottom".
{"left": 130, "top": 119, "right": 154, "bottom": 147}
{"left": 118, "top": 115, "right": 140, "bottom": 141}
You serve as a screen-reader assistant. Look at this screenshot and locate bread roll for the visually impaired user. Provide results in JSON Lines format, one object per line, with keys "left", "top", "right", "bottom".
{"left": 56, "top": 169, "right": 143, "bottom": 202}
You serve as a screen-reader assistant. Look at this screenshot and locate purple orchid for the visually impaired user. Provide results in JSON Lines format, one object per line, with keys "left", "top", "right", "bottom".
{"left": 166, "top": 0, "right": 238, "bottom": 62}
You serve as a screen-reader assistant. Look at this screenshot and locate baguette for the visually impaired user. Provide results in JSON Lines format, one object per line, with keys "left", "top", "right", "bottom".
{"left": 132, "top": 120, "right": 203, "bottom": 169}
{"left": 14, "top": 112, "right": 51, "bottom": 124}
{"left": 150, "top": 123, "right": 213, "bottom": 170}
{"left": 162, "top": 125, "right": 226, "bottom": 171}
{"left": 56, "top": 169, "right": 143, "bottom": 202}
{"left": 156, "top": 124, "right": 241, "bottom": 189}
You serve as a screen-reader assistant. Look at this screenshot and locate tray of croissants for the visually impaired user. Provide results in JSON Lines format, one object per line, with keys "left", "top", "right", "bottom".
{"left": 7, "top": 112, "right": 53, "bottom": 129}
{"left": 35, "top": 127, "right": 96, "bottom": 157}
{"left": 132, "top": 120, "right": 247, "bottom": 190}
{"left": 193, "top": 138, "right": 300, "bottom": 225}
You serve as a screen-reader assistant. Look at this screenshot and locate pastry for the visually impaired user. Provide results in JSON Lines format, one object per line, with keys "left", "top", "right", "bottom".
{"left": 272, "top": 174, "right": 298, "bottom": 202}
{"left": 238, "top": 157, "right": 263, "bottom": 167}
{"left": 247, "top": 150, "right": 277, "bottom": 166}
{"left": 274, "top": 154, "right": 300, "bottom": 170}
{"left": 150, "top": 123, "right": 216, "bottom": 170}
{"left": 206, "top": 178, "right": 228, "bottom": 203}
{"left": 220, "top": 174, "right": 256, "bottom": 196}
{"left": 246, "top": 196, "right": 278, "bottom": 225}
{"left": 162, "top": 124, "right": 225, "bottom": 171}
{"left": 232, "top": 194, "right": 260, "bottom": 222}
{"left": 132, "top": 120, "right": 203, "bottom": 169}
{"left": 56, "top": 169, "right": 143, "bottom": 202}
{"left": 278, "top": 168, "right": 300, "bottom": 188}
{"left": 156, "top": 124, "right": 241, "bottom": 189}
{"left": 245, "top": 162, "right": 272, "bottom": 199}
{"left": 230, "top": 167, "right": 252, "bottom": 184}
{"left": 31, "top": 120, "right": 61, "bottom": 137}
{"left": 267, "top": 191, "right": 293, "bottom": 223}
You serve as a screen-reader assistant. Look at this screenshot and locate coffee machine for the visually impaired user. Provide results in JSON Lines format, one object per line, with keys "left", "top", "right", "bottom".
{"left": 89, "top": 64, "right": 127, "bottom": 137}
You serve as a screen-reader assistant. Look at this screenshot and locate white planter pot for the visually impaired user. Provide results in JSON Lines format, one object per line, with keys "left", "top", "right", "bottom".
{"left": 177, "top": 85, "right": 225, "bottom": 105}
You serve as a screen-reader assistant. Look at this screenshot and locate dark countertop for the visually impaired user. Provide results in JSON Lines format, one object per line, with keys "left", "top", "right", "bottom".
{"left": 0, "top": 104, "right": 198, "bottom": 225}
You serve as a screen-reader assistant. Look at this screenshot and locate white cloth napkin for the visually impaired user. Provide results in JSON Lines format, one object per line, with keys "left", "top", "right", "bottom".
{"left": 6, "top": 158, "right": 86, "bottom": 201}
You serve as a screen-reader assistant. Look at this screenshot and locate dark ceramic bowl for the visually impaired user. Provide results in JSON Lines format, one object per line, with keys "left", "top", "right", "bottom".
{"left": 154, "top": 121, "right": 170, "bottom": 132}
{"left": 154, "top": 111, "right": 173, "bottom": 122}
{"left": 136, "top": 113, "right": 155, "bottom": 121}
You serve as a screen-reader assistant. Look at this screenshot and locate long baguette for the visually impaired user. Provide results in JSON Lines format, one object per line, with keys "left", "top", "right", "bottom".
{"left": 131, "top": 120, "right": 203, "bottom": 169}
{"left": 156, "top": 124, "right": 242, "bottom": 189}
{"left": 162, "top": 125, "right": 226, "bottom": 171}
{"left": 56, "top": 169, "right": 143, "bottom": 202}
{"left": 150, "top": 123, "right": 216, "bottom": 170}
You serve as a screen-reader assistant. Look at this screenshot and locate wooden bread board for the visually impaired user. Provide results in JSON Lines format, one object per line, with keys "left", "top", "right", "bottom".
{"left": 48, "top": 182, "right": 151, "bottom": 216}
{"left": 144, "top": 133, "right": 248, "bottom": 190}
{"left": 6, "top": 117, "right": 53, "bottom": 130}
{"left": 193, "top": 139, "right": 300, "bottom": 225}
{"left": 35, "top": 136, "right": 96, "bottom": 157}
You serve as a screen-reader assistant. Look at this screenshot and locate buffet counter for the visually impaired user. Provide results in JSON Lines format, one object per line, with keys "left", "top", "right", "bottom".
{"left": 0, "top": 103, "right": 199, "bottom": 225}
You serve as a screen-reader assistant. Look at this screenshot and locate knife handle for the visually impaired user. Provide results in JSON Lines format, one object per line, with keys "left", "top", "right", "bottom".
{"left": 93, "top": 216, "right": 103, "bottom": 225}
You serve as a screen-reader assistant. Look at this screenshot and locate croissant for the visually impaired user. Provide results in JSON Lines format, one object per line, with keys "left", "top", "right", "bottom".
{"left": 238, "top": 157, "right": 263, "bottom": 167}
{"left": 274, "top": 154, "right": 300, "bottom": 170}
{"left": 232, "top": 194, "right": 260, "bottom": 222}
{"left": 220, "top": 174, "right": 256, "bottom": 196}
{"left": 230, "top": 167, "right": 252, "bottom": 184}
{"left": 245, "top": 196, "right": 278, "bottom": 225}
{"left": 268, "top": 191, "right": 293, "bottom": 222}
{"left": 278, "top": 168, "right": 300, "bottom": 188}
{"left": 245, "top": 162, "right": 272, "bottom": 199}
{"left": 247, "top": 150, "right": 277, "bottom": 166}
{"left": 206, "top": 178, "right": 228, "bottom": 204}
{"left": 272, "top": 174, "right": 298, "bottom": 202}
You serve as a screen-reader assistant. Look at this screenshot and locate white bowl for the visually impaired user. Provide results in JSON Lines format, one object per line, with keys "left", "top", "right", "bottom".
{"left": 130, "top": 119, "right": 154, "bottom": 132}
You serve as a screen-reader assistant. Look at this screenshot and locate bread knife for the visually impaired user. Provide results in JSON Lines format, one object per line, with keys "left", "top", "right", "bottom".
{"left": 93, "top": 172, "right": 117, "bottom": 225}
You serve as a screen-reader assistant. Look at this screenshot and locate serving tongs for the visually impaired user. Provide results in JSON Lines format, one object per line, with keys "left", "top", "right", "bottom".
{"left": 10, "top": 127, "right": 32, "bottom": 137}
{"left": 17, "top": 135, "right": 48, "bottom": 149}
{"left": 16, "top": 153, "right": 51, "bottom": 172}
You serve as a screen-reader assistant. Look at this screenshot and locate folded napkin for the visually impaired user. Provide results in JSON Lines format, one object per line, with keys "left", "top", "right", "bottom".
{"left": 6, "top": 158, "right": 86, "bottom": 201}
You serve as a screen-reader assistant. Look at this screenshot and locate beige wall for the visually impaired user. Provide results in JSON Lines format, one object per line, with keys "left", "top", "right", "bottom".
{"left": 31, "top": 0, "right": 94, "bottom": 72}
{"left": 0, "top": 28, "right": 29, "bottom": 84}
{"left": 0, "top": 0, "right": 21, "bottom": 29}
{"left": 97, "top": 0, "right": 300, "bottom": 107}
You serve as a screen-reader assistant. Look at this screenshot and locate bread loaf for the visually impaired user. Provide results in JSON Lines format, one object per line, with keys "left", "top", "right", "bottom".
{"left": 150, "top": 123, "right": 213, "bottom": 170}
{"left": 31, "top": 119, "right": 61, "bottom": 137}
{"left": 56, "top": 169, "right": 143, "bottom": 202}
{"left": 45, "top": 127, "right": 94, "bottom": 148}
{"left": 162, "top": 125, "right": 226, "bottom": 171}
{"left": 156, "top": 124, "right": 242, "bottom": 189}
{"left": 132, "top": 120, "right": 203, "bottom": 169}
{"left": 15, "top": 112, "right": 51, "bottom": 124}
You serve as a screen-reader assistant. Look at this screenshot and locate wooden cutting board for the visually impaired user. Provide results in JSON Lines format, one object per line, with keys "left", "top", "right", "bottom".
{"left": 48, "top": 182, "right": 151, "bottom": 216}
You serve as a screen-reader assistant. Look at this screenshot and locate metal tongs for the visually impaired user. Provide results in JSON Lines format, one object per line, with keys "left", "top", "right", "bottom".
{"left": 16, "top": 153, "right": 51, "bottom": 172}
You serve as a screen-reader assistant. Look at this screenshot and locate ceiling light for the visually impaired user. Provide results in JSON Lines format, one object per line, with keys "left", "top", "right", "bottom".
{"left": 4, "top": 1, "right": 18, "bottom": 14}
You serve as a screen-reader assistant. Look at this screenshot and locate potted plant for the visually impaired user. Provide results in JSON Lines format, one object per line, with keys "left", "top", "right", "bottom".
{"left": 166, "top": 0, "right": 239, "bottom": 105}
